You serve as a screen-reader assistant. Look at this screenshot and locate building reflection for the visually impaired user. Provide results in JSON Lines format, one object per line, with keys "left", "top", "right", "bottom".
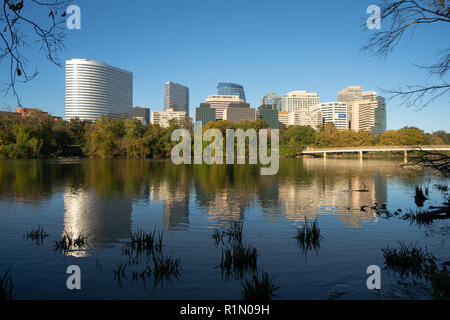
{"left": 150, "top": 178, "right": 191, "bottom": 230}
{"left": 63, "top": 186, "right": 132, "bottom": 256}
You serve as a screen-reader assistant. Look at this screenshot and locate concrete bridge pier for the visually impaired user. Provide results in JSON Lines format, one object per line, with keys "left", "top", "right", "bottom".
{"left": 358, "top": 151, "right": 363, "bottom": 160}
{"left": 323, "top": 152, "right": 327, "bottom": 159}
{"left": 404, "top": 150, "right": 408, "bottom": 163}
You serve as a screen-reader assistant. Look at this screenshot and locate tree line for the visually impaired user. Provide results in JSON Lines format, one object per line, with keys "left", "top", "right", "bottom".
{"left": 0, "top": 111, "right": 449, "bottom": 159}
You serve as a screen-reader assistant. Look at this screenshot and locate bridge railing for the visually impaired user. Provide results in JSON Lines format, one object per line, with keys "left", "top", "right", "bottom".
{"left": 303, "top": 145, "right": 450, "bottom": 152}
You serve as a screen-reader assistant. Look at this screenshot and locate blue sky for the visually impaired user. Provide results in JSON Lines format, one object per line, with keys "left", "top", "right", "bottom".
{"left": 1, "top": 0, "right": 449, "bottom": 132}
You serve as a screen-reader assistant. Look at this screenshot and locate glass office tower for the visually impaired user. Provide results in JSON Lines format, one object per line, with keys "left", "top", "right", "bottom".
{"left": 217, "top": 82, "right": 246, "bottom": 102}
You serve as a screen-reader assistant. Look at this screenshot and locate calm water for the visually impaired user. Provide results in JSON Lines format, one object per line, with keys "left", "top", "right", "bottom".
{"left": 0, "top": 158, "right": 448, "bottom": 299}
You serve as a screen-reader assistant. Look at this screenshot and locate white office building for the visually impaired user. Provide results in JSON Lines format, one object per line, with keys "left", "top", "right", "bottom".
{"left": 278, "top": 112, "right": 289, "bottom": 127}
{"left": 280, "top": 91, "right": 320, "bottom": 112}
{"left": 65, "top": 59, "right": 133, "bottom": 121}
{"left": 288, "top": 109, "right": 323, "bottom": 129}
{"left": 205, "top": 95, "right": 245, "bottom": 120}
{"left": 164, "top": 81, "right": 189, "bottom": 114}
{"left": 152, "top": 108, "right": 187, "bottom": 128}
{"left": 316, "top": 102, "right": 349, "bottom": 130}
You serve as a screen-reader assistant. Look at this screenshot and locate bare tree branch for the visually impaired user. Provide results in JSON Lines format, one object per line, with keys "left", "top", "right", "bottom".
{"left": 0, "top": 0, "right": 72, "bottom": 106}
{"left": 362, "top": 0, "right": 450, "bottom": 109}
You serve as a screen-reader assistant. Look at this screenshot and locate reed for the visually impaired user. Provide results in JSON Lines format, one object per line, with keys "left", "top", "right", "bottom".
{"left": 25, "top": 226, "right": 49, "bottom": 245}
{"left": 220, "top": 244, "right": 258, "bottom": 279}
{"left": 382, "top": 242, "right": 437, "bottom": 278}
{"left": 294, "top": 217, "right": 322, "bottom": 254}
{"left": 152, "top": 253, "right": 181, "bottom": 283}
{"left": 0, "top": 266, "right": 13, "bottom": 300}
{"left": 55, "top": 230, "right": 89, "bottom": 253}
{"left": 242, "top": 270, "right": 279, "bottom": 301}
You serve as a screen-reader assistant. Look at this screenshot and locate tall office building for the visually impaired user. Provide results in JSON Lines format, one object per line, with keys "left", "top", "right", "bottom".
{"left": 338, "top": 86, "right": 387, "bottom": 134}
{"left": 259, "top": 92, "right": 282, "bottom": 110}
{"left": 288, "top": 109, "right": 323, "bottom": 130}
{"left": 65, "top": 59, "right": 133, "bottom": 121}
{"left": 217, "top": 82, "right": 246, "bottom": 102}
{"left": 195, "top": 104, "right": 216, "bottom": 125}
{"left": 280, "top": 91, "right": 320, "bottom": 112}
{"left": 152, "top": 108, "right": 187, "bottom": 128}
{"left": 132, "top": 106, "right": 150, "bottom": 124}
{"left": 316, "top": 102, "right": 349, "bottom": 130}
{"left": 164, "top": 81, "right": 189, "bottom": 114}
{"left": 223, "top": 104, "right": 255, "bottom": 123}
{"left": 205, "top": 95, "right": 245, "bottom": 120}
{"left": 278, "top": 112, "right": 289, "bottom": 127}
{"left": 257, "top": 107, "right": 279, "bottom": 129}
{"left": 352, "top": 97, "right": 387, "bottom": 135}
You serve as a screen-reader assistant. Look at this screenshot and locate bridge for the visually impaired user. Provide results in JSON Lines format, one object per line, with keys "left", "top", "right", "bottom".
{"left": 301, "top": 145, "right": 450, "bottom": 162}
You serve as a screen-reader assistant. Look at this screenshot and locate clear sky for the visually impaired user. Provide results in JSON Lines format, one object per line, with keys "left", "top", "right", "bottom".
{"left": 1, "top": 0, "right": 449, "bottom": 132}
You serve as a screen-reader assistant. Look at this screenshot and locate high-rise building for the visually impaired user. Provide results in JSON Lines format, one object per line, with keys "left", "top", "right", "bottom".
{"left": 195, "top": 104, "right": 216, "bottom": 125}
{"left": 259, "top": 92, "right": 282, "bottom": 110}
{"left": 164, "top": 81, "right": 189, "bottom": 114}
{"left": 280, "top": 91, "right": 320, "bottom": 112}
{"left": 288, "top": 109, "right": 323, "bottom": 130}
{"left": 152, "top": 108, "right": 187, "bottom": 128}
{"left": 257, "top": 107, "right": 279, "bottom": 129}
{"left": 132, "top": 106, "right": 150, "bottom": 124}
{"left": 338, "top": 86, "right": 387, "bottom": 134}
{"left": 223, "top": 105, "right": 255, "bottom": 123}
{"left": 217, "top": 82, "right": 246, "bottom": 102}
{"left": 316, "top": 102, "right": 349, "bottom": 130}
{"left": 352, "top": 97, "right": 386, "bottom": 135}
{"left": 205, "top": 95, "right": 245, "bottom": 120}
{"left": 278, "top": 112, "right": 289, "bottom": 127}
{"left": 65, "top": 59, "right": 133, "bottom": 121}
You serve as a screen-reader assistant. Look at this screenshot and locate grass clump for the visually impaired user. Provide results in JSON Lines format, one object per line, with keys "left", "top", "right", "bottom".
{"left": 152, "top": 253, "right": 181, "bottom": 283}
{"left": 220, "top": 244, "right": 258, "bottom": 280}
{"left": 294, "top": 217, "right": 323, "bottom": 254}
{"left": 0, "top": 267, "right": 13, "bottom": 300}
{"left": 25, "top": 226, "right": 49, "bottom": 245}
{"left": 211, "top": 221, "right": 244, "bottom": 247}
{"left": 55, "top": 230, "right": 89, "bottom": 254}
{"left": 382, "top": 242, "right": 436, "bottom": 278}
{"left": 242, "top": 270, "right": 279, "bottom": 301}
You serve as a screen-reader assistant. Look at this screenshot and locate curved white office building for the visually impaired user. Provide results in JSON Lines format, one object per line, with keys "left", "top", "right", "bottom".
{"left": 65, "top": 59, "right": 133, "bottom": 121}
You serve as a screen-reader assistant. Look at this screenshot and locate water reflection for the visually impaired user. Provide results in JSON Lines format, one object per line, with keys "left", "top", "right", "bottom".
{"left": 63, "top": 187, "right": 132, "bottom": 256}
{"left": 0, "top": 158, "right": 428, "bottom": 232}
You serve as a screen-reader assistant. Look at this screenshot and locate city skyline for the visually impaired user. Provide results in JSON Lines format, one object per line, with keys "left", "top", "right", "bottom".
{"left": 0, "top": 0, "right": 448, "bottom": 132}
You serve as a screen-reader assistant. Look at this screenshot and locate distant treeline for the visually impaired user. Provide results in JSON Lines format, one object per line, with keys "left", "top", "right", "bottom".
{"left": 0, "top": 112, "right": 449, "bottom": 159}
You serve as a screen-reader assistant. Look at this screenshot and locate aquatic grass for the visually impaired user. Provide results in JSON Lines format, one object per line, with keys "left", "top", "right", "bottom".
{"left": 406, "top": 209, "right": 436, "bottom": 226}
{"left": 294, "top": 217, "right": 323, "bottom": 255}
{"left": 225, "top": 221, "right": 243, "bottom": 245}
{"left": 0, "top": 266, "right": 13, "bottom": 300}
{"left": 211, "top": 229, "right": 226, "bottom": 247}
{"left": 428, "top": 266, "right": 450, "bottom": 300}
{"left": 220, "top": 244, "right": 258, "bottom": 279}
{"left": 24, "top": 226, "right": 49, "bottom": 245}
{"left": 127, "top": 228, "right": 164, "bottom": 255}
{"left": 211, "top": 221, "right": 244, "bottom": 248}
{"left": 382, "top": 242, "right": 437, "bottom": 278}
{"left": 152, "top": 253, "right": 181, "bottom": 284}
{"left": 55, "top": 230, "right": 89, "bottom": 253}
{"left": 113, "top": 262, "right": 127, "bottom": 286}
{"left": 241, "top": 270, "right": 279, "bottom": 301}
